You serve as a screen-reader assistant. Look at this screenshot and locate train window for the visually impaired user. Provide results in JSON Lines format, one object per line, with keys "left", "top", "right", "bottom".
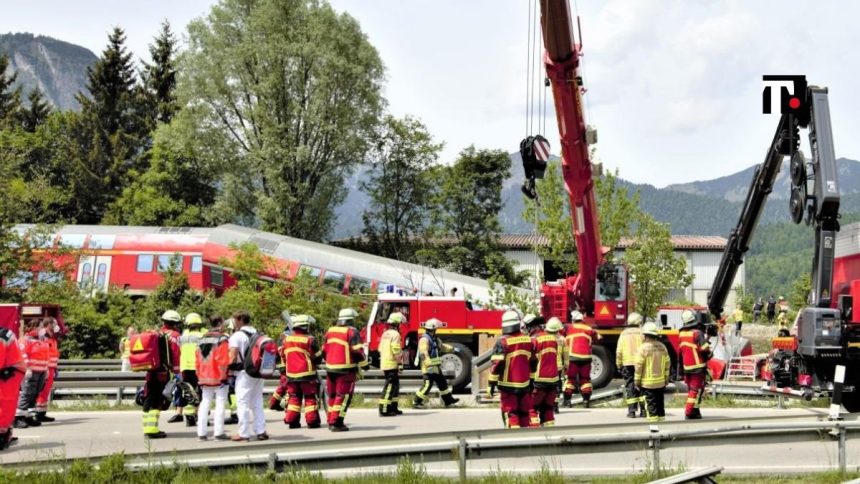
{"left": 37, "top": 272, "right": 63, "bottom": 284}
{"left": 322, "top": 271, "right": 345, "bottom": 292}
{"left": 191, "top": 256, "right": 203, "bottom": 273}
{"left": 137, "top": 255, "right": 154, "bottom": 272}
{"left": 6, "top": 271, "right": 32, "bottom": 289}
{"left": 88, "top": 234, "right": 116, "bottom": 250}
{"left": 59, "top": 234, "right": 86, "bottom": 249}
{"left": 210, "top": 267, "right": 224, "bottom": 286}
{"left": 95, "top": 263, "right": 107, "bottom": 290}
{"left": 157, "top": 254, "right": 183, "bottom": 272}
{"left": 348, "top": 277, "right": 371, "bottom": 295}
{"left": 79, "top": 263, "right": 92, "bottom": 287}
{"left": 298, "top": 265, "right": 321, "bottom": 279}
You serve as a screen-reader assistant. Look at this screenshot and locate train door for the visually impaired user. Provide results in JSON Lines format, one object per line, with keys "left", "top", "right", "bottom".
{"left": 77, "top": 255, "right": 113, "bottom": 295}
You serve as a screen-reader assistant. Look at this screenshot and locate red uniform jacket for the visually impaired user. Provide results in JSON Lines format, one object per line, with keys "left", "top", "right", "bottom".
{"left": 323, "top": 325, "right": 366, "bottom": 374}
{"left": 489, "top": 332, "right": 535, "bottom": 394}
{"left": 565, "top": 323, "right": 598, "bottom": 362}
{"left": 679, "top": 329, "right": 711, "bottom": 374}
{"left": 531, "top": 329, "right": 560, "bottom": 388}
{"left": 282, "top": 329, "right": 322, "bottom": 381}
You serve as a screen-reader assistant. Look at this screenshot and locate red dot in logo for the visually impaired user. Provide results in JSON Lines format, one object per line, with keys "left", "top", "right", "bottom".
{"left": 789, "top": 97, "right": 801, "bottom": 109}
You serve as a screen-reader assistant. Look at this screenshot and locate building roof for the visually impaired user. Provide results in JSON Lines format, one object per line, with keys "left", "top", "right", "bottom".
{"left": 497, "top": 234, "right": 727, "bottom": 251}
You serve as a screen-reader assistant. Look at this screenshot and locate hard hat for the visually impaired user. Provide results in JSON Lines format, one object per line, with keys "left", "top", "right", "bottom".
{"left": 291, "top": 314, "right": 315, "bottom": 328}
{"left": 570, "top": 310, "right": 584, "bottom": 322}
{"left": 545, "top": 317, "right": 563, "bottom": 333}
{"left": 184, "top": 312, "right": 203, "bottom": 327}
{"left": 681, "top": 309, "right": 697, "bottom": 327}
{"left": 338, "top": 308, "right": 359, "bottom": 324}
{"left": 387, "top": 313, "right": 406, "bottom": 325}
{"left": 161, "top": 310, "right": 181, "bottom": 323}
{"left": 627, "top": 312, "right": 643, "bottom": 326}
{"left": 501, "top": 310, "right": 521, "bottom": 334}
{"left": 779, "top": 296, "right": 785, "bottom": 300}
{"left": 424, "top": 318, "right": 443, "bottom": 331}
{"left": 642, "top": 322, "right": 659, "bottom": 337}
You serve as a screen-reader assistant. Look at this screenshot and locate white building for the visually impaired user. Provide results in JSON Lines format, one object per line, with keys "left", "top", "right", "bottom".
{"left": 497, "top": 234, "right": 745, "bottom": 310}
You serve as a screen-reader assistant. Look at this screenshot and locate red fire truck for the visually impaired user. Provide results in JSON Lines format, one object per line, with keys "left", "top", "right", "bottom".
{"left": 0, "top": 303, "right": 67, "bottom": 337}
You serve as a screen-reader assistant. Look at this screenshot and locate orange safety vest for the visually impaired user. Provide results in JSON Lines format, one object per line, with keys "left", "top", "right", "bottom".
{"left": 489, "top": 333, "right": 534, "bottom": 392}
{"left": 323, "top": 326, "right": 365, "bottom": 372}
{"left": 282, "top": 331, "right": 321, "bottom": 380}
{"left": 531, "top": 331, "right": 560, "bottom": 386}
{"left": 565, "top": 323, "right": 596, "bottom": 361}
{"left": 196, "top": 332, "right": 230, "bottom": 386}
{"left": 679, "top": 329, "right": 709, "bottom": 373}
{"left": 22, "top": 330, "right": 49, "bottom": 372}
{"left": 46, "top": 337, "right": 60, "bottom": 370}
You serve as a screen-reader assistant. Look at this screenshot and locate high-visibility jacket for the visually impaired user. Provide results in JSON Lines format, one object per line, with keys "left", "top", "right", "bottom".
{"left": 732, "top": 308, "right": 744, "bottom": 323}
{"left": 45, "top": 336, "right": 59, "bottom": 370}
{"left": 616, "top": 327, "right": 643, "bottom": 367}
{"left": 158, "top": 326, "right": 182, "bottom": 374}
{"left": 531, "top": 330, "right": 560, "bottom": 387}
{"left": 120, "top": 337, "right": 131, "bottom": 359}
{"left": 565, "top": 323, "right": 598, "bottom": 362}
{"left": 379, "top": 327, "right": 402, "bottom": 371}
{"left": 196, "top": 331, "right": 230, "bottom": 387}
{"left": 679, "top": 329, "right": 710, "bottom": 374}
{"left": 489, "top": 332, "right": 535, "bottom": 394}
{"left": 555, "top": 334, "right": 569, "bottom": 373}
{"left": 418, "top": 333, "right": 453, "bottom": 374}
{"left": 282, "top": 330, "right": 321, "bottom": 380}
{"left": 1, "top": 328, "right": 26, "bottom": 374}
{"left": 634, "top": 339, "right": 670, "bottom": 389}
{"left": 21, "top": 330, "right": 50, "bottom": 372}
{"left": 323, "top": 325, "right": 366, "bottom": 373}
{"left": 179, "top": 328, "right": 206, "bottom": 371}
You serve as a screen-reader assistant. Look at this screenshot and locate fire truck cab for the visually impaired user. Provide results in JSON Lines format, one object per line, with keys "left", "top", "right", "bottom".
{"left": 0, "top": 303, "right": 67, "bottom": 337}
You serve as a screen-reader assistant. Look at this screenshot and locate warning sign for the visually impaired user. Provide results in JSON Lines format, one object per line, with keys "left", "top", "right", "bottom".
{"left": 132, "top": 339, "right": 144, "bottom": 352}
{"left": 598, "top": 306, "right": 610, "bottom": 316}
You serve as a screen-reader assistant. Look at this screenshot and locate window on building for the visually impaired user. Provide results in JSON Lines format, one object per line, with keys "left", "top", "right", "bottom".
{"left": 322, "top": 271, "right": 345, "bottom": 292}
{"left": 348, "top": 277, "right": 371, "bottom": 295}
{"left": 191, "top": 256, "right": 203, "bottom": 273}
{"left": 137, "top": 255, "right": 154, "bottom": 272}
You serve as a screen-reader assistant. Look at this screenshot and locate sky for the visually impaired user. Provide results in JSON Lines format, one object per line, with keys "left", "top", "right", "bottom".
{"left": 3, "top": 0, "right": 860, "bottom": 187}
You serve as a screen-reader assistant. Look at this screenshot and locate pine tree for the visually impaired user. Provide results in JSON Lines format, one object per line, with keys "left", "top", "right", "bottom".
{"left": 0, "top": 53, "right": 22, "bottom": 124}
{"left": 20, "top": 88, "right": 51, "bottom": 132}
{"left": 141, "top": 20, "right": 178, "bottom": 125}
{"left": 76, "top": 27, "right": 138, "bottom": 135}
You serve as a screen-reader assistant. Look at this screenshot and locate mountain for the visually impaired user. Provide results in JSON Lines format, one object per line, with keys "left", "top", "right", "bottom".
{"left": 0, "top": 33, "right": 96, "bottom": 110}
{"left": 333, "top": 156, "right": 860, "bottom": 239}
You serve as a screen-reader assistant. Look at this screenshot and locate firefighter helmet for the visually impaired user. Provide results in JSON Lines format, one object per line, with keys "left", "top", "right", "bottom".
{"left": 642, "top": 322, "right": 659, "bottom": 337}
{"left": 545, "top": 317, "right": 563, "bottom": 333}
{"left": 570, "top": 310, "right": 584, "bottom": 322}
{"left": 525, "top": 314, "right": 545, "bottom": 327}
{"left": 292, "top": 314, "right": 315, "bottom": 328}
{"left": 424, "top": 318, "right": 443, "bottom": 331}
{"left": 161, "top": 310, "right": 181, "bottom": 324}
{"left": 627, "top": 312, "right": 643, "bottom": 327}
{"left": 184, "top": 312, "right": 203, "bottom": 327}
{"left": 337, "top": 308, "right": 359, "bottom": 325}
{"left": 501, "top": 310, "right": 521, "bottom": 334}
{"left": 388, "top": 312, "right": 406, "bottom": 325}
{"left": 681, "top": 309, "right": 698, "bottom": 328}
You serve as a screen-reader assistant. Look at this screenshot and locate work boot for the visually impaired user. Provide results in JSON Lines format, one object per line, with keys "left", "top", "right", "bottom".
{"left": 685, "top": 414, "right": 702, "bottom": 420}
{"left": 167, "top": 414, "right": 183, "bottom": 423}
{"left": 0, "top": 431, "right": 9, "bottom": 451}
{"left": 24, "top": 415, "right": 42, "bottom": 427}
{"left": 36, "top": 412, "right": 55, "bottom": 423}
{"left": 444, "top": 396, "right": 460, "bottom": 408}
{"left": 562, "top": 396, "right": 572, "bottom": 408}
{"left": 185, "top": 415, "right": 197, "bottom": 427}
{"left": 144, "top": 431, "right": 167, "bottom": 439}
{"left": 626, "top": 411, "right": 637, "bottom": 418}
{"left": 412, "top": 399, "right": 425, "bottom": 409}
{"left": 287, "top": 421, "right": 301, "bottom": 429}
{"left": 308, "top": 422, "right": 321, "bottom": 429}
{"left": 13, "top": 417, "right": 29, "bottom": 429}
{"left": 329, "top": 423, "right": 349, "bottom": 432}
{"left": 583, "top": 399, "right": 591, "bottom": 409}
{"left": 392, "top": 402, "right": 404, "bottom": 415}
{"left": 268, "top": 398, "right": 284, "bottom": 412}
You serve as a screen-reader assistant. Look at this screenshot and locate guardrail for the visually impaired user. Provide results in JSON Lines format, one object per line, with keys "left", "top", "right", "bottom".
{"left": 648, "top": 466, "right": 722, "bottom": 484}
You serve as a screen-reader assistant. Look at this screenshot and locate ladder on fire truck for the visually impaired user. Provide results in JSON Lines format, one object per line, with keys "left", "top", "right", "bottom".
{"left": 724, "top": 356, "right": 757, "bottom": 381}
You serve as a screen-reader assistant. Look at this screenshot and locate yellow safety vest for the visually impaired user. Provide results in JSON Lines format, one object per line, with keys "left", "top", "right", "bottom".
{"left": 733, "top": 308, "right": 744, "bottom": 323}
{"left": 179, "top": 328, "right": 206, "bottom": 371}
{"left": 615, "top": 327, "right": 643, "bottom": 367}
{"left": 379, "top": 328, "right": 402, "bottom": 371}
{"left": 121, "top": 337, "right": 130, "bottom": 359}
{"left": 634, "top": 340, "right": 670, "bottom": 389}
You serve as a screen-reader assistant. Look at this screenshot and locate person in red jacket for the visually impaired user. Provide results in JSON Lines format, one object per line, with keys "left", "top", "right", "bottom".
{"left": 34, "top": 319, "right": 61, "bottom": 423}
{"left": 14, "top": 319, "right": 53, "bottom": 428}
{"left": 322, "top": 308, "right": 367, "bottom": 432}
{"left": 678, "top": 309, "right": 711, "bottom": 419}
{"left": 142, "top": 310, "right": 182, "bottom": 439}
{"left": 0, "top": 327, "right": 27, "bottom": 450}
{"left": 563, "top": 310, "right": 602, "bottom": 408}
{"left": 282, "top": 315, "right": 323, "bottom": 429}
{"left": 526, "top": 315, "right": 560, "bottom": 427}
{"left": 488, "top": 311, "right": 536, "bottom": 429}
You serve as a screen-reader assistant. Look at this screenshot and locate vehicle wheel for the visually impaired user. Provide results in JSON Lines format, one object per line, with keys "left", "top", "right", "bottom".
{"left": 440, "top": 343, "right": 474, "bottom": 391}
{"left": 590, "top": 345, "right": 616, "bottom": 389}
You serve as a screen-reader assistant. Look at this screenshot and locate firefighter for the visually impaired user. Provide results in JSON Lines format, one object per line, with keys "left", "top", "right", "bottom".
{"left": 732, "top": 305, "right": 744, "bottom": 336}
{"left": 379, "top": 312, "right": 404, "bottom": 416}
{"left": 268, "top": 311, "right": 293, "bottom": 412}
{"left": 545, "top": 317, "right": 568, "bottom": 413}
{"left": 616, "top": 312, "right": 644, "bottom": 418}
{"left": 142, "top": 310, "right": 182, "bottom": 439}
{"left": 488, "top": 310, "right": 535, "bottom": 429}
{"left": 563, "top": 310, "right": 602, "bottom": 408}
{"left": 178, "top": 313, "right": 205, "bottom": 427}
{"left": 753, "top": 298, "right": 763, "bottom": 324}
{"left": 33, "top": 318, "right": 61, "bottom": 423}
{"left": 281, "top": 315, "right": 322, "bottom": 429}
{"left": 14, "top": 319, "right": 53, "bottom": 429}
{"left": 526, "top": 315, "right": 560, "bottom": 426}
{"left": 412, "top": 318, "right": 460, "bottom": 408}
{"left": 0, "top": 325, "right": 26, "bottom": 450}
{"left": 634, "top": 322, "right": 670, "bottom": 422}
{"left": 323, "top": 308, "right": 367, "bottom": 432}
{"left": 678, "top": 309, "right": 711, "bottom": 420}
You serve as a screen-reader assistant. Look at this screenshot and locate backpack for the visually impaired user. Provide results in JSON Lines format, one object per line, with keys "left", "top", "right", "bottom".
{"left": 128, "top": 331, "right": 164, "bottom": 372}
{"left": 241, "top": 328, "right": 278, "bottom": 378}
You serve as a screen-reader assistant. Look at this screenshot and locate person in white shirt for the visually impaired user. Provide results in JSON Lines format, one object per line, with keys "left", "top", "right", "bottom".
{"left": 227, "top": 311, "right": 268, "bottom": 442}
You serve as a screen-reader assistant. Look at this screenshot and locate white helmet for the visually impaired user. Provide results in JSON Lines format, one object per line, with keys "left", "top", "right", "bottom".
{"left": 161, "top": 310, "right": 181, "bottom": 323}
{"left": 291, "top": 314, "right": 315, "bottom": 328}
{"left": 424, "top": 318, "right": 443, "bottom": 331}
{"left": 338, "top": 308, "right": 359, "bottom": 325}
{"left": 501, "top": 310, "right": 521, "bottom": 334}
{"left": 388, "top": 313, "right": 406, "bottom": 325}
{"left": 642, "top": 322, "right": 659, "bottom": 337}
{"left": 627, "top": 312, "right": 643, "bottom": 326}
{"left": 570, "top": 310, "right": 584, "bottom": 322}
{"left": 545, "top": 317, "right": 563, "bottom": 333}
{"left": 681, "top": 309, "right": 697, "bottom": 327}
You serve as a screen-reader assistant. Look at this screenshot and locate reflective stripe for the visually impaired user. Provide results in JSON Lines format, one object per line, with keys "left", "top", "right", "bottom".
{"left": 142, "top": 410, "right": 160, "bottom": 434}
{"left": 287, "top": 404, "right": 302, "bottom": 412}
